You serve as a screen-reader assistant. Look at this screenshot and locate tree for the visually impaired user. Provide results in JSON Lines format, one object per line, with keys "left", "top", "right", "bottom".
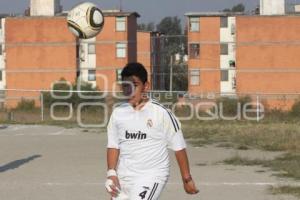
{"left": 223, "top": 3, "right": 245, "bottom": 13}
{"left": 156, "top": 16, "right": 182, "bottom": 35}
{"left": 172, "top": 63, "right": 188, "bottom": 91}
{"left": 232, "top": 3, "right": 245, "bottom": 12}
{"left": 156, "top": 16, "right": 183, "bottom": 55}
{"left": 155, "top": 17, "right": 188, "bottom": 91}
{"left": 43, "top": 78, "right": 103, "bottom": 109}
{"left": 222, "top": 8, "right": 232, "bottom": 12}
{"left": 137, "top": 22, "right": 155, "bottom": 31}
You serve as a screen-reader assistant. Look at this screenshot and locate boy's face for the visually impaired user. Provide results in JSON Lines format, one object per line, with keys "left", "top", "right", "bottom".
{"left": 122, "top": 75, "right": 149, "bottom": 106}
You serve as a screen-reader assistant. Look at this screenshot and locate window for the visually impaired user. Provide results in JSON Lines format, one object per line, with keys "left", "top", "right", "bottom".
{"left": 229, "top": 60, "right": 236, "bottom": 68}
{"left": 232, "top": 77, "right": 236, "bottom": 89}
{"left": 88, "top": 70, "right": 96, "bottom": 81}
{"left": 190, "top": 69, "right": 200, "bottom": 85}
{"left": 220, "top": 17, "right": 228, "bottom": 28}
{"left": 189, "top": 17, "right": 200, "bottom": 32}
{"left": 116, "top": 69, "right": 122, "bottom": 83}
{"left": 231, "top": 24, "right": 236, "bottom": 35}
{"left": 189, "top": 44, "right": 200, "bottom": 59}
{"left": 221, "top": 70, "right": 229, "bottom": 82}
{"left": 116, "top": 16, "right": 126, "bottom": 31}
{"left": 116, "top": 43, "right": 127, "bottom": 58}
{"left": 0, "top": 70, "right": 2, "bottom": 82}
{"left": 76, "top": 70, "right": 81, "bottom": 78}
{"left": 88, "top": 44, "right": 96, "bottom": 54}
{"left": 220, "top": 43, "right": 228, "bottom": 55}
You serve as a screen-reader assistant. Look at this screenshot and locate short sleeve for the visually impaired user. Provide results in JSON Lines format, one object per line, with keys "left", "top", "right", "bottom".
{"left": 107, "top": 111, "right": 119, "bottom": 149}
{"left": 163, "top": 110, "right": 186, "bottom": 151}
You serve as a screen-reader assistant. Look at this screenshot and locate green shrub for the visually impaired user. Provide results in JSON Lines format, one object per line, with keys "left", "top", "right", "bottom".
{"left": 290, "top": 100, "right": 300, "bottom": 117}
{"left": 214, "top": 95, "right": 252, "bottom": 116}
{"left": 15, "top": 98, "right": 36, "bottom": 111}
{"left": 43, "top": 78, "right": 104, "bottom": 109}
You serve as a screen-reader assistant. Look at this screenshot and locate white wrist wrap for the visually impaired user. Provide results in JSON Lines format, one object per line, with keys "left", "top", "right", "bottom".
{"left": 105, "top": 179, "right": 114, "bottom": 192}
{"left": 107, "top": 169, "right": 117, "bottom": 177}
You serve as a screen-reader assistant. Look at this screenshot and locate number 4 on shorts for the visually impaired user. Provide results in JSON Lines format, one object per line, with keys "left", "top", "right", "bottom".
{"left": 139, "top": 190, "right": 147, "bottom": 199}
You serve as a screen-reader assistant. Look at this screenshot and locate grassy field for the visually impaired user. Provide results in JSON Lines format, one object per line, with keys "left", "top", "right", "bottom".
{"left": 182, "top": 119, "right": 300, "bottom": 198}
{"left": 183, "top": 120, "right": 300, "bottom": 152}
{"left": 270, "top": 186, "right": 300, "bottom": 198}
{"left": 1, "top": 106, "right": 300, "bottom": 197}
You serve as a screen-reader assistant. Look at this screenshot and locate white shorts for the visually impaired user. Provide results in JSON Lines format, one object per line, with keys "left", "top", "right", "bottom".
{"left": 113, "top": 178, "right": 166, "bottom": 200}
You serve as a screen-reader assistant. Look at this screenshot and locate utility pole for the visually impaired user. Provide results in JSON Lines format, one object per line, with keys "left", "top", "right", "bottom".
{"left": 119, "top": 0, "right": 123, "bottom": 11}
{"left": 169, "top": 55, "right": 173, "bottom": 92}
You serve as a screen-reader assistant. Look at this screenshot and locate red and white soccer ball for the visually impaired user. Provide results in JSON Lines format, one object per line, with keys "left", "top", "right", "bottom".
{"left": 67, "top": 2, "right": 104, "bottom": 39}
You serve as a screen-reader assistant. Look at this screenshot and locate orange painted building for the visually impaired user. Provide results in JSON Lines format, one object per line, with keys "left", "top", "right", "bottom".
{"left": 186, "top": 13, "right": 222, "bottom": 95}
{"left": 137, "top": 31, "right": 152, "bottom": 88}
{"left": 5, "top": 16, "right": 77, "bottom": 107}
{"left": 94, "top": 11, "right": 140, "bottom": 92}
{"left": 186, "top": 12, "right": 300, "bottom": 110}
{"left": 236, "top": 16, "right": 300, "bottom": 110}
{"left": 3, "top": 10, "right": 142, "bottom": 108}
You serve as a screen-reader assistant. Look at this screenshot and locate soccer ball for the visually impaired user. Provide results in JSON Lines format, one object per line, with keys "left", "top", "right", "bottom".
{"left": 67, "top": 2, "right": 104, "bottom": 39}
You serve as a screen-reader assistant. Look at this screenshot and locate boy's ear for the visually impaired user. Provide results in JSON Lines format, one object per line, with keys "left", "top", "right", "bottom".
{"left": 143, "top": 81, "right": 150, "bottom": 91}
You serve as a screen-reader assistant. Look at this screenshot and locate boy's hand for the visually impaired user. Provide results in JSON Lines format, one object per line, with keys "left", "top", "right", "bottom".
{"left": 106, "top": 176, "right": 121, "bottom": 197}
{"left": 183, "top": 176, "right": 199, "bottom": 194}
{"left": 105, "top": 168, "right": 121, "bottom": 198}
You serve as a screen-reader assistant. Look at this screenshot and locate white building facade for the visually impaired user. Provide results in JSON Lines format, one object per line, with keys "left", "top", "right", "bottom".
{"left": 220, "top": 16, "right": 237, "bottom": 95}
{"left": 79, "top": 38, "right": 97, "bottom": 88}
{"left": 30, "top": 0, "right": 62, "bottom": 16}
{"left": 260, "top": 0, "right": 285, "bottom": 15}
{"left": 0, "top": 18, "right": 5, "bottom": 103}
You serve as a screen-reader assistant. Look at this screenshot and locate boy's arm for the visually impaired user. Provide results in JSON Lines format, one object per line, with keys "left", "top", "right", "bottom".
{"left": 175, "top": 149, "right": 199, "bottom": 194}
{"left": 162, "top": 109, "right": 199, "bottom": 194}
{"left": 106, "top": 111, "right": 121, "bottom": 197}
{"left": 107, "top": 148, "right": 119, "bottom": 170}
{"left": 106, "top": 148, "right": 120, "bottom": 198}
{"left": 106, "top": 111, "right": 119, "bottom": 171}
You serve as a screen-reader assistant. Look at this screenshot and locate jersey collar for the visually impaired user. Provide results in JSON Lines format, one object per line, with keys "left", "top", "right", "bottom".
{"left": 130, "top": 98, "right": 152, "bottom": 112}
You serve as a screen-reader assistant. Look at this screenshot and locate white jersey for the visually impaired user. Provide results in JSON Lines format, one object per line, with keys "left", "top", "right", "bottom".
{"left": 107, "top": 99, "right": 186, "bottom": 183}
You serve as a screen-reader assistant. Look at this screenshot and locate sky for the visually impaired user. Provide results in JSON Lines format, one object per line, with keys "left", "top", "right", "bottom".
{"left": 0, "top": 0, "right": 298, "bottom": 24}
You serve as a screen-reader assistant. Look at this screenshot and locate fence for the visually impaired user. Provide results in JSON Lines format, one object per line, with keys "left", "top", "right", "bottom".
{"left": 1, "top": 88, "right": 300, "bottom": 127}
{"left": 1, "top": 34, "right": 300, "bottom": 126}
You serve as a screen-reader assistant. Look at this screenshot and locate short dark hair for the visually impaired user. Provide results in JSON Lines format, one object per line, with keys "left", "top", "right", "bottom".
{"left": 121, "top": 62, "right": 148, "bottom": 84}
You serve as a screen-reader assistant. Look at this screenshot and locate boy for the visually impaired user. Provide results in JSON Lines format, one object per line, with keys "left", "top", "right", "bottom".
{"left": 105, "top": 63, "right": 198, "bottom": 200}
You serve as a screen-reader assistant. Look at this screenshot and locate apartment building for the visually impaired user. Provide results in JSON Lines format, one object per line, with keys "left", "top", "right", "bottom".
{"left": 79, "top": 10, "right": 140, "bottom": 92}
{"left": 4, "top": 16, "right": 77, "bottom": 107}
{"left": 2, "top": 9, "right": 142, "bottom": 107}
{"left": 185, "top": 12, "right": 300, "bottom": 109}
{"left": 236, "top": 15, "right": 300, "bottom": 110}
{"left": 186, "top": 12, "right": 228, "bottom": 95}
